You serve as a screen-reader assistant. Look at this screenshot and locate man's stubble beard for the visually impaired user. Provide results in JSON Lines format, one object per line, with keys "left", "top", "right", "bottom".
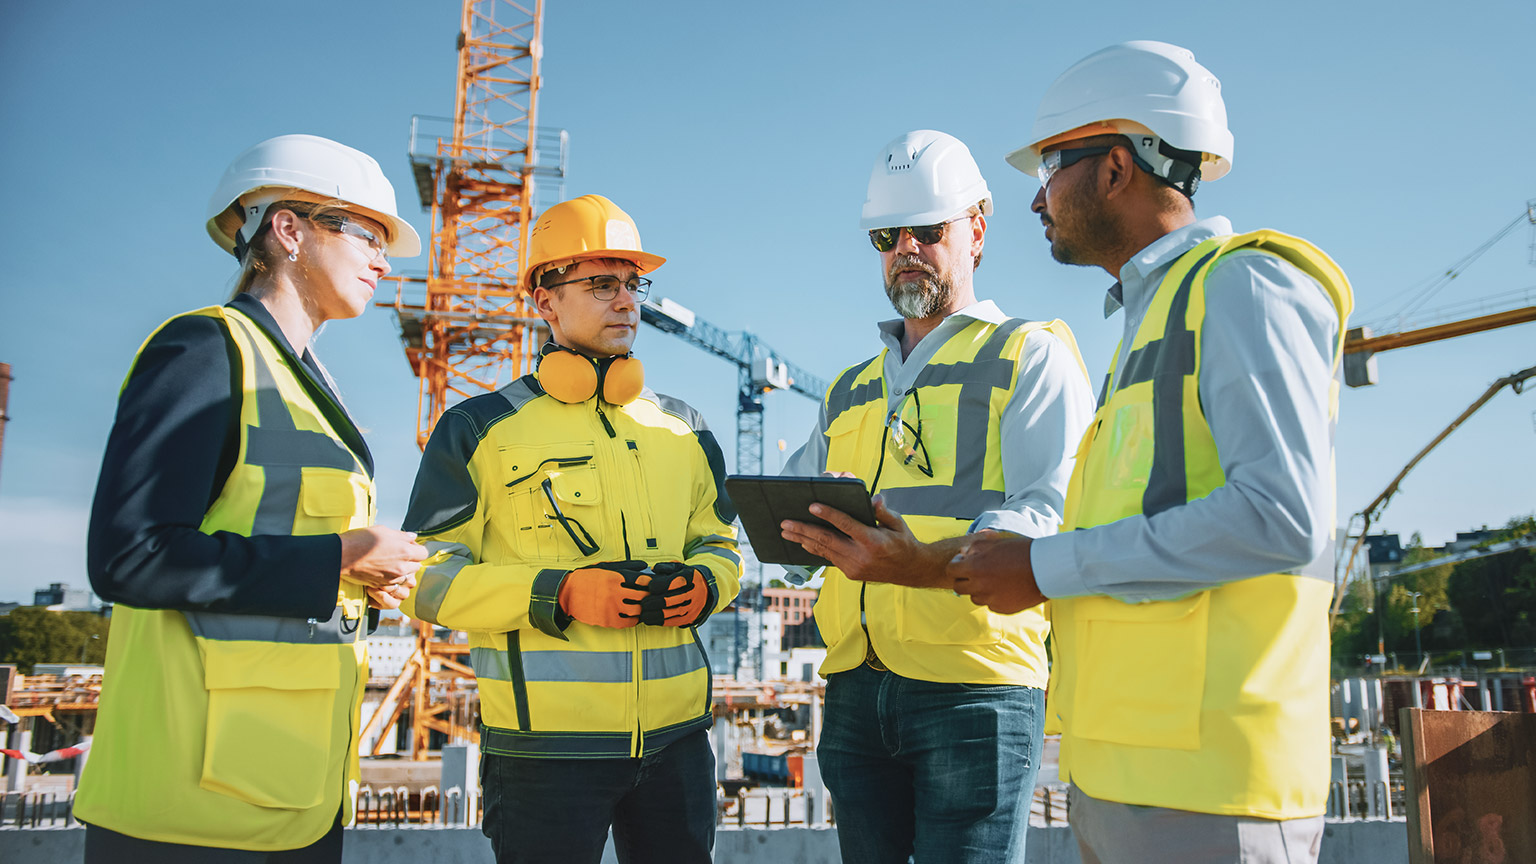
{"left": 884, "top": 256, "right": 955, "bottom": 319}
{"left": 1046, "top": 183, "right": 1120, "bottom": 269}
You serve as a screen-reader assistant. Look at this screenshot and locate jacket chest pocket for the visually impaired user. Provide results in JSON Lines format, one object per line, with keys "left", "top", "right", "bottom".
{"left": 199, "top": 641, "right": 342, "bottom": 811}
{"left": 499, "top": 443, "right": 610, "bottom": 564}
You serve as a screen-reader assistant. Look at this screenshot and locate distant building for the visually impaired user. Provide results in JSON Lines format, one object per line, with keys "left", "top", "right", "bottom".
{"left": 762, "top": 587, "right": 816, "bottom": 627}
{"left": 367, "top": 634, "right": 417, "bottom": 681}
{"left": 698, "top": 605, "right": 781, "bottom": 681}
{"left": 781, "top": 617, "right": 823, "bottom": 651}
{"left": 1443, "top": 530, "right": 1498, "bottom": 554}
{"left": 32, "top": 583, "right": 95, "bottom": 612}
{"left": 1364, "top": 534, "right": 1403, "bottom": 567}
{"left": 31, "top": 664, "right": 104, "bottom": 678}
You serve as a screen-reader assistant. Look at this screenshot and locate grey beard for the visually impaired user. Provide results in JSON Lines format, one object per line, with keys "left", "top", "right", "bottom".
{"left": 885, "top": 274, "right": 952, "bottom": 319}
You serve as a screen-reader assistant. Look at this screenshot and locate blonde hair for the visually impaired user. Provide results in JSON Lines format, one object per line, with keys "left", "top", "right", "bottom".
{"left": 218, "top": 193, "right": 354, "bottom": 301}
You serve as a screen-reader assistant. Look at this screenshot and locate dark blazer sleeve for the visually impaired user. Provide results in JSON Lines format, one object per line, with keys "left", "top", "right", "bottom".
{"left": 86, "top": 314, "right": 342, "bottom": 619}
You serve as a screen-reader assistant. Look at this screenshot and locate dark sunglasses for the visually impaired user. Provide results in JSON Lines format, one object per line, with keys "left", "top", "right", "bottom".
{"left": 868, "top": 215, "right": 970, "bottom": 253}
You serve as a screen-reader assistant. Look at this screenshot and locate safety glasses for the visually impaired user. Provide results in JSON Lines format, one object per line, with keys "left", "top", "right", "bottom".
{"left": 541, "top": 477, "right": 600, "bottom": 556}
{"left": 544, "top": 274, "right": 652, "bottom": 302}
{"left": 1036, "top": 146, "right": 1114, "bottom": 187}
{"left": 330, "top": 220, "right": 388, "bottom": 261}
{"left": 887, "top": 388, "right": 933, "bottom": 478}
{"left": 868, "top": 215, "right": 970, "bottom": 253}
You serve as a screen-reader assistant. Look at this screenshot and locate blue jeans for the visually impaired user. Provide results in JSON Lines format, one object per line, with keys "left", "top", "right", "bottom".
{"left": 481, "top": 729, "right": 715, "bottom": 864}
{"left": 819, "top": 664, "right": 1044, "bottom": 864}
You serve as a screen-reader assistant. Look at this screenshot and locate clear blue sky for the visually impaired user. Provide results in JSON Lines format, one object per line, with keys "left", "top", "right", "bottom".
{"left": 1, "top": 0, "right": 1533, "bottom": 603}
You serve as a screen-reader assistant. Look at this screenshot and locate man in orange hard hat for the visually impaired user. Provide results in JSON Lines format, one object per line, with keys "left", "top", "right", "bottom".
{"left": 400, "top": 195, "right": 740, "bottom": 864}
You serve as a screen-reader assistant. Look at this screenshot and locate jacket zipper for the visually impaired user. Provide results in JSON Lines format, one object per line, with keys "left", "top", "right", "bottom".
{"left": 633, "top": 618, "right": 644, "bottom": 757}
{"left": 625, "top": 440, "right": 658, "bottom": 551}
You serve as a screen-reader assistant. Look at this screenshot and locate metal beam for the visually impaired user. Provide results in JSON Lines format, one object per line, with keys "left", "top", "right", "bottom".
{"left": 1344, "top": 306, "right": 1536, "bottom": 354}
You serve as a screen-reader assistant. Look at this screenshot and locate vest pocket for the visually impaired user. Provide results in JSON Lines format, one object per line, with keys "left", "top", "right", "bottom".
{"left": 1070, "top": 591, "right": 1208, "bottom": 751}
{"left": 199, "top": 642, "right": 341, "bottom": 810}
{"left": 811, "top": 581, "right": 848, "bottom": 649}
{"left": 295, "top": 469, "right": 368, "bottom": 534}
{"left": 896, "top": 586, "right": 1002, "bottom": 645}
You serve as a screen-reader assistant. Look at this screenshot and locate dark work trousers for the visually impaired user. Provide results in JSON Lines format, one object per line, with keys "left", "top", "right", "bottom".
{"left": 84, "top": 811, "right": 343, "bottom": 863}
{"left": 481, "top": 729, "right": 715, "bottom": 864}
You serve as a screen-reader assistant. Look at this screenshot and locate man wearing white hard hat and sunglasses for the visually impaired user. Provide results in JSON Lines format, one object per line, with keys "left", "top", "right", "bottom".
{"left": 780, "top": 130, "right": 1094, "bottom": 864}
{"left": 949, "top": 42, "right": 1354, "bottom": 864}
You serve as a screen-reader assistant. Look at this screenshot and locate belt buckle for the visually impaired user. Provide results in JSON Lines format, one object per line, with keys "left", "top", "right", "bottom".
{"left": 864, "top": 643, "right": 888, "bottom": 672}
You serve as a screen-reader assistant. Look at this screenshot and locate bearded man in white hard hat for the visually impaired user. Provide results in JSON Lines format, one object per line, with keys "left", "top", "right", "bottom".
{"left": 780, "top": 130, "right": 1094, "bottom": 864}
{"left": 949, "top": 42, "right": 1354, "bottom": 864}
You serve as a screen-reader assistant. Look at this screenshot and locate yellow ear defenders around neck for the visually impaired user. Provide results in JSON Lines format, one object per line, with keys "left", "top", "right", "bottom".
{"left": 537, "top": 343, "right": 645, "bottom": 405}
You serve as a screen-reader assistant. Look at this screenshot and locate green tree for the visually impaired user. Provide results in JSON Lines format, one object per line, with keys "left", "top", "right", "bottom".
{"left": 1381, "top": 534, "right": 1455, "bottom": 657}
{"left": 1446, "top": 516, "right": 1536, "bottom": 648}
{"left": 0, "top": 608, "right": 110, "bottom": 673}
{"left": 1331, "top": 572, "right": 1376, "bottom": 669}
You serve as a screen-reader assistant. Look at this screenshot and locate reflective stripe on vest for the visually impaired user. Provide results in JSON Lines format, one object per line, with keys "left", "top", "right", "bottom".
{"left": 185, "top": 607, "right": 365, "bottom": 644}
{"left": 825, "top": 318, "right": 1030, "bottom": 519}
{"left": 245, "top": 348, "right": 361, "bottom": 534}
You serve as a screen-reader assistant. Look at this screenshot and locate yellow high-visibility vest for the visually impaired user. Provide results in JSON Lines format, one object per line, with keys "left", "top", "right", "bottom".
{"left": 815, "top": 317, "right": 1086, "bottom": 685}
{"left": 76, "top": 305, "right": 374, "bottom": 850}
{"left": 1050, "top": 231, "right": 1352, "bottom": 819}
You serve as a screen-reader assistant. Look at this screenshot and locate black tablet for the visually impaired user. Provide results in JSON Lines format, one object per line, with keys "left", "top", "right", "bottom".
{"left": 725, "top": 475, "right": 877, "bottom": 567}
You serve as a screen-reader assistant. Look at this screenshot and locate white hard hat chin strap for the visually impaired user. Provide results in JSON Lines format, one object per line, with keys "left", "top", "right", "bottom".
{"left": 233, "top": 191, "right": 287, "bottom": 261}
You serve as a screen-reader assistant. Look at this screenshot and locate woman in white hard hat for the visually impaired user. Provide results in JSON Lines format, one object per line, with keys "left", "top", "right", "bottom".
{"left": 76, "top": 134, "right": 428, "bottom": 862}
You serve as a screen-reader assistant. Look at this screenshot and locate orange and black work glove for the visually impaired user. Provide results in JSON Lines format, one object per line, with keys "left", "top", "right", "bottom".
{"left": 640, "top": 562, "right": 715, "bottom": 627}
{"left": 557, "top": 560, "right": 653, "bottom": 628}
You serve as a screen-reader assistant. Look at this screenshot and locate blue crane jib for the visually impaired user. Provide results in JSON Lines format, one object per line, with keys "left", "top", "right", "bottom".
{"left": 639, "top": 298, "right": 830, "bottom": 404}
{"left": 639, "top": 297, "right": 830, "bottom": 478}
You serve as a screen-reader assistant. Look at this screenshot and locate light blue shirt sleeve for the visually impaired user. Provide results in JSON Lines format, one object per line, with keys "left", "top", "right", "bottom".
{"left": 778, "top": 398, "right": 831, "bottom": 585}
{"left": 781, "top": 397, "right": 830, "bottom": 480}
{"left": 1032, "top": 251, "right": 1341, "bottom": 602}
{"left": 969, "top": 330, "right": 1095, "bottom": 539}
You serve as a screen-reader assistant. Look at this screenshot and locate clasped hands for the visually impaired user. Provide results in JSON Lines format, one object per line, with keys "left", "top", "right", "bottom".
{"left": 340, "top": 525, "right": 428, "bottom": 610}
{"left": 559, "top": 561, "right": 710, "bottom": 629}
{"left": 780, "top": 494, "right": 1045, "bottom": 614}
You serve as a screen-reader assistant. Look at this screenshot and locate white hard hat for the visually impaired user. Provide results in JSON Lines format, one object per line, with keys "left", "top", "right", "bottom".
{"left": 1005, "top": 41, "right": 1234, "bottom": 193}
{"left": 206, "top": 134, "right": 421, "bottom": 259}
{"left": 860, "top": 130, "right": 993, "bottom": 230}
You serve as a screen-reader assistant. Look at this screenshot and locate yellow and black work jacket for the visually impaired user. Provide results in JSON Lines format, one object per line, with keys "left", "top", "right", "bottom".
{"left": 78, "top": 299, "right": 374, "bottom": 849}
{"left": 809, "top": 311, "right": 1088, "bottom": 685}
{"left": 1048, "top": 231, "right": 1352, "bottom": 819}
{"left": 400, "top": 376, "right": 741, "bottom": 758}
